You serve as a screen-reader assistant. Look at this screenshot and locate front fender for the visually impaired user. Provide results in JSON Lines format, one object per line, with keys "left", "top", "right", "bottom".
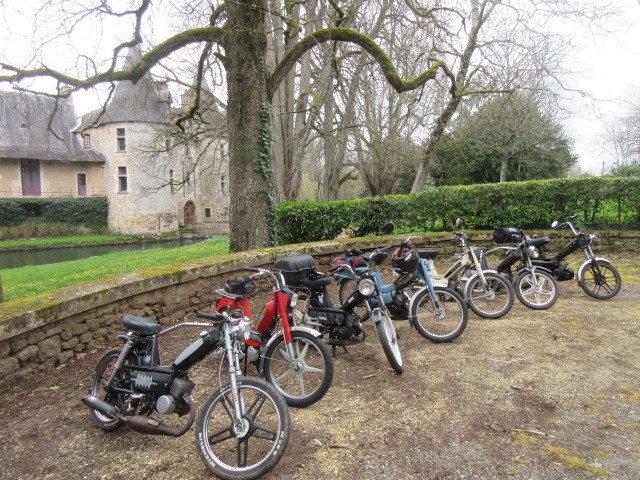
{"left": 462, "top": 269, "right": 501, "bottom": 295}
{"left": 259, "top": 326, "right": 322, "bottom": 371}
{"left": 577, "top": 258, "right": 611, "bottom": 283}
{"left": 408, "top": 286, "right": 430, "bottom": 321}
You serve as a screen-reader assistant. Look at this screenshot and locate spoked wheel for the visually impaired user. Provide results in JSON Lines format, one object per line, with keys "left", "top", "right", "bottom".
{"left": 263, "top": 331, "right": 334, "bottom": 408}
{"left": 373, "top": 309, "right": 403, "bottom": 374}
{"left": 579, "top": 260, "right": 622, "bottom": 300}
{"left": 88, "top": 348, "right": 132, "bottom": 431}
{"left": 410, "top": 286, "right": 468, "bottom": 343}
{"left": 465, "top": 272, "right": 515, "bottom": 319}
{"left": 195, "top": 377, "right": 290, "bottom": 480}
{"left": 515, "top": 270, "right": 558, "bottom": 310}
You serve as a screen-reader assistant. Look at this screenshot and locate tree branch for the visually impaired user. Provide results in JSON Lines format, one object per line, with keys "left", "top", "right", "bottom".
{"left": 268, "top": 27, "right": 456, "bottom": 98}
{"left": 1, "top": 26, "right": 225, "bottom": 90}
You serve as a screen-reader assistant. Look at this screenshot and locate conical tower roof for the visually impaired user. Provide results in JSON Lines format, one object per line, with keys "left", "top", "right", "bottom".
{"left": 74, "top": 46, "right": 171, "bottom": 131}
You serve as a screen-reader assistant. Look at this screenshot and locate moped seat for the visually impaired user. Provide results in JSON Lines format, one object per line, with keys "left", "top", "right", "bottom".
{"left": 527, "top": 236, "right": 551, "bottom": 248}
{"left": 122, "top": 315, "right": 162, "bottom": 335}
{"left": 300, "top": 275, "right": 333, "bottom": 291}
{"left": 418, "top": 249, "right": 439, "bottom": 260}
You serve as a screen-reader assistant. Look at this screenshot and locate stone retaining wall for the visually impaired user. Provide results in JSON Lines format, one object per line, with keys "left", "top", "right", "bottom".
{"left": 1, "top": 230, "right": 637, "bottom": 392}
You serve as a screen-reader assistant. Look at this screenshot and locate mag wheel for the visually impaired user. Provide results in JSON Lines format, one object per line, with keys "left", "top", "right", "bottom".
{"left": 579, "top": 261, "right": 622, "bottom": 300}
{"left": 410, "top": 286, "right": 468, "bottom": 343}
{"left": 263, "top": 330, "right": 334, "bottom": 407}
{"left": 373, "top": 309, "right": 403, "bottom": 374}
{"left": 465, "top": 272, "right": 514, "bottom": 319}
{"left": 515, "top": 270, "right": 558, "bottom": 310}
{"left": 195, "top": 377, "right": 290, "bottom": 480}
{"left": 88, "top": 348, "right": 132, "bottom": 431}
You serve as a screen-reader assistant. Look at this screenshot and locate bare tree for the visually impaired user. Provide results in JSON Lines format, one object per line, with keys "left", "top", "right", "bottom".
{"left": 603, "top": 96, "right": 640, "bottom": 168}
{"left": 408, "top": 0, "right": 608, "bottom": 192}
{"left": 1, "top": 0, "right": 456, "bottom": 251}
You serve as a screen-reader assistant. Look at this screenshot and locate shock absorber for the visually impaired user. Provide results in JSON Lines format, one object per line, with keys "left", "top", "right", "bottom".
{"left": 106, "top": 339, "right": 134, "bottom": 387}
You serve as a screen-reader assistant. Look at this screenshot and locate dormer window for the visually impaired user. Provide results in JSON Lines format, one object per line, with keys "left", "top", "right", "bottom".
{"left": 116, "top": 128, "right": 126, "bottom": 151}
{"left": 83, "top": 133, "right": 91, "bottom": 149}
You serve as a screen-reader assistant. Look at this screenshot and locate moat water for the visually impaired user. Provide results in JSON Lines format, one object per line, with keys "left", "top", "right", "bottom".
{"left": 0, "top": 238, "right": 204, "bottom": 270}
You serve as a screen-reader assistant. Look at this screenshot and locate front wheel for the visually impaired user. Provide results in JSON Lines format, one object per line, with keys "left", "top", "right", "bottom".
{"left": 373, "top": 309, "right": 403, "bottom": 374}
{"left": 263, "top": 330, "right": 334, "bottom": 408}
{"left": 465, "top": 272, "right": 515, "bottom": 319}
{"left": 515, "top": 269, "right": 558, "bottom": 310}
{"left": 579, "top": 260, "right": 622, "bottom": 300}
{"left": 195, "top": 376, "right": 290, "bottom": 480}
{"left": 87, "top": 348, "right": 133, "bottom": 431}
{"left": 410, "top": 286, "right": 468, "bottom": 343}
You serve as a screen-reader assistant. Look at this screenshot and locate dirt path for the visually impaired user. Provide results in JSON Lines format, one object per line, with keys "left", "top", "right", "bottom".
{"left": 0, "top": 254, "right": 638, "bottom": 479}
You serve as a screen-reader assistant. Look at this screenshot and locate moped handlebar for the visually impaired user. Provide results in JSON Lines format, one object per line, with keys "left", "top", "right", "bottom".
{"left": 196, "top": 311, "right": 225, "bottom": 322}
{"left": 246, "top": 267, "right": 288, "bottom": 290}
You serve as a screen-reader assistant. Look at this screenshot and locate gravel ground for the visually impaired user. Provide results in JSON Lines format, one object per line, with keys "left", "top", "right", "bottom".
{"left": 0, "top": 253, "right": 638, "bottom": 480}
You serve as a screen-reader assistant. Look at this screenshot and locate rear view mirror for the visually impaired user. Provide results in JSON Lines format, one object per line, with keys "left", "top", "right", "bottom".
{"left": 551, "top": 221, "right": 559, "bottom": 229}
{"left": 455, "top": 218, "right": 463, "bottom": 229}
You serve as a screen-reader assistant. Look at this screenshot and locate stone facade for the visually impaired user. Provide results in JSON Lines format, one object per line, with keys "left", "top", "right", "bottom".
{"left": 74, "top": 47, "right": 230, "bottom": 235}
{"left": 1, "top": 47, "right": 230, "bottom": 235}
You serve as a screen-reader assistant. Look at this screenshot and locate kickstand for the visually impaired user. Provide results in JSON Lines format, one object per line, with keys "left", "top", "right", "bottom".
{"left": 331, "top": 344, "right": 348, "bottom": 358}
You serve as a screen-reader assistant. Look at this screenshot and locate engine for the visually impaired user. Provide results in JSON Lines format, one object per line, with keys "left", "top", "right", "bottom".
{"left": 554, "top": 261, "right": 574, "bottom": 281}
{"left": 130, "top": 370, "right": 194, "bottom": 416}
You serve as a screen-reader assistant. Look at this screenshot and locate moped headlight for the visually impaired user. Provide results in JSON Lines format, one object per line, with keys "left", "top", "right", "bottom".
{"left": 358, "top": 278, "right": 376, "bottom": 296}
{"left": 527, "top": 246, "right": 539, "bottom": 258}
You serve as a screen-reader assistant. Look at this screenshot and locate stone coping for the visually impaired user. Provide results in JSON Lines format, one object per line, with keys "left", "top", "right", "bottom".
{"left": 1, "top": 229, "right": 636, "bottom": 343}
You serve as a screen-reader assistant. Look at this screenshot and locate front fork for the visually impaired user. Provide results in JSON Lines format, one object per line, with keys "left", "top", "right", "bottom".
{"left": 224, "top": 330, "right": 246, "bottom": 428}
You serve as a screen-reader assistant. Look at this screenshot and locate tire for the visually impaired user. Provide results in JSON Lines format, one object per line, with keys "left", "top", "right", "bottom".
{"left": 338, "top": 278, "right": 358, "bottom": 305}
{"left": 263, "top": 330, "right": 334, "bottom": 408}
{"left": 338, "top": 279, "right": 369, "bottom": 319}
{"left": 88, "top": 348, "right": 132, "bottom": 431}
{"left": 465, "top": 272, "right": 514, "bottom": 319}
{"left": 195, "top": 376, "right": 290, "bottom": 480}
{"left": 579, "top": 260, "right": 622, "bottom": 300}
{"left": 373, "top": 309, "right": 403, "bottom": 374}
{"left": 515, "top": 269, "right": 559, "bottom": 310}
{"left": 410, "top": 286, "right": 468, "bottom": 343}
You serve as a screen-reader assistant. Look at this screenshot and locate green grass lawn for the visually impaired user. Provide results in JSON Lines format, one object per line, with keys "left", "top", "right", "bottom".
{"left": 1, "top": 236, "right": 229, "bottom": 302}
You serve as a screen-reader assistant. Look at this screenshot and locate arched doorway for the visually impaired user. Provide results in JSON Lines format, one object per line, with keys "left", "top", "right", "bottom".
{"left": 184, "top": 200, "right": 196, "bottom": 226}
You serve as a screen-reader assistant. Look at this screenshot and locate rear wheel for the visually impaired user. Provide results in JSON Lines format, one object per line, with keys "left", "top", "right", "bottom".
{"left": 410, "top": 286, "right": 468, "bottom": 343}
{"left": 263, "top": 330, "right": 334, "bottom": 408}
{"left": 515, "top": 270, "right": 558, "bottom": 310}
{"left": 195, "top": 376, "right": 290, "bottom": 480}
{"left": 579, "top": 260, "right": 621, "bottom": 300}
{"left": 465, "top": 272, "right": 514, "bottom": 319}
{"left": 373, "top": 309, "right": 403, "bottom": 374}
{"left": 88, "top": 348, "right": 132, "bottom": 431}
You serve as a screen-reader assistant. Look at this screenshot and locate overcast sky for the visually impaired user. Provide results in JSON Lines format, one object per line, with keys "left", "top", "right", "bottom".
{"left": 562, "top": 0, "right": 640, "bottom": 174}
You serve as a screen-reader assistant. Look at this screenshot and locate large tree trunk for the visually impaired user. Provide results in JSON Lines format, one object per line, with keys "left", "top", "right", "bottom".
{"left": 225, "top": 0, "right": 273, "bottom": 252}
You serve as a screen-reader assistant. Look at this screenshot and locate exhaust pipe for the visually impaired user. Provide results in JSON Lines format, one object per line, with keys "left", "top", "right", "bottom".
{"left": 124, "top": 396, "right": 195, "bottom": 438}
{"left": 82, "top": 395, "right": 119, "bottom": 417}
{"left": 81, "top": 395, "right": 196, "bottom": 437}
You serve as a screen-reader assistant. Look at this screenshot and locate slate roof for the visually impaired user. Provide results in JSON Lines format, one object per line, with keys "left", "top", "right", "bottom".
{"left": 0, "top": 91, "right": 103, "bottom": 163}
{"left": 74, "top": 46, "right": 172, "bottom": 132}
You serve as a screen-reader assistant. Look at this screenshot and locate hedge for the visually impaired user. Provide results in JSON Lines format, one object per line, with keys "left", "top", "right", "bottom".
{"left": 0, "top": 197, "right": 108, "bottom": 228}
{"left": 276, "top": 177, "right": 640, "bottom": 244}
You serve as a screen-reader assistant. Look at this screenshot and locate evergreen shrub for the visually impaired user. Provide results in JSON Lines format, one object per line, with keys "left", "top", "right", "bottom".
{"left": 0, "top": 197, "right": 108, "bottom": 228}
{"left": 276, "top": 177, "right": 640, "bottom": 244}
